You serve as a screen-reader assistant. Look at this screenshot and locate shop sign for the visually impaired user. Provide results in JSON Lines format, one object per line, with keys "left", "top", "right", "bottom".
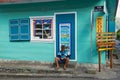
{"left": 94, "top": 6, "right": 104, "bottom": 12}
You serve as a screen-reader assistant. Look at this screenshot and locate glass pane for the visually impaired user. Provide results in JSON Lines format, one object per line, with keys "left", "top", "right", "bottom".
{"left": 39, "top": 35, "right": 42, "bottom": 39}
{"left": 34, "top": 30, "right": 42, "bottom": 36}
{"left": 43, "top": 24, "right": 51, "bottom": 30}
{"left": 35, "top": 24, "right": 42, "bottom": 29}
{"left": 43, "top": 19, "right": 52, "bottom": 24}
{"left": 35, "top": 20, "right": 43, "bottom": 24}
{"left": 43, "top": 30, "right": 52, "bottom": 39}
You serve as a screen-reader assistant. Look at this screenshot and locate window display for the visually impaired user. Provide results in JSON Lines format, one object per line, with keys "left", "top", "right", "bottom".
{"left": 30, "top": 17, "right": 54, "bottom": 41}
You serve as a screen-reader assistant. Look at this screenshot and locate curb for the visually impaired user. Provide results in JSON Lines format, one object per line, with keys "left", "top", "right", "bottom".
{"left": 0, "top": 73, "right": 96, "bottom": 79}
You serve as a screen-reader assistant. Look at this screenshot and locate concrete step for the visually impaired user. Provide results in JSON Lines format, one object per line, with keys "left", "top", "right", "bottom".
{"left": 0, "top": 66, "right": 74, "bottom": 74}
{"left": 0, "top": 60, "right": 76, "bottom": 75}
{"left": 0, "top": 60, "right": 76, "bottom": 68}
{"left": 0, "top": 60, "right": 119, "bottom": 79}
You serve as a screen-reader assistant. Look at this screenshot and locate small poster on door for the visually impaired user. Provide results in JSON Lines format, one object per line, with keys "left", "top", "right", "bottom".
{"left": 59, "top": 23, "right": 71, "bottom": 53}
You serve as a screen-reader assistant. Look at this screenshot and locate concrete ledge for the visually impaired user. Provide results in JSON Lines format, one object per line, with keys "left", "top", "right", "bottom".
{"left": 0, "top": 60, "right": 119, "bottom": 79}
{"left": 0, "top": 73, "right": 97, "bottom": 78}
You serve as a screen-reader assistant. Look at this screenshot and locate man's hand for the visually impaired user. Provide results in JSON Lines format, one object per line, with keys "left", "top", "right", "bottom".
{"left": 61, "top": 57, "right": 67, "bottom": 60}
{"left": 61, "top": 58, "right": 64, "bottom": 60}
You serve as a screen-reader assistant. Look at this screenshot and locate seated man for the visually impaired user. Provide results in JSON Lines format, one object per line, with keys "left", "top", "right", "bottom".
{"left": 55, "top": 45, "right": 69, "bottom": 70}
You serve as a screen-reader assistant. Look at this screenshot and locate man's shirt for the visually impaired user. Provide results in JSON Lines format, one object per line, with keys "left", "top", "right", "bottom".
{"left": 57, "top": 50, "right": 68, "bottom": 59}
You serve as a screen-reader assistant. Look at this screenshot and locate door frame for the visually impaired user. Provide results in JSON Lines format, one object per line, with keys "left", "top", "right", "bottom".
{"left": 54, "top": 12, "right": 77, "bottom": 61}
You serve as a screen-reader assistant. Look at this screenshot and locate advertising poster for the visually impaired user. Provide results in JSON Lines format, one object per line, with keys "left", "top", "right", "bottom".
{"left": 96, "top": 17, "right": 103, "bottom": 33}
{"left": 59, "top": 23, "right": 71, "bottom": 54}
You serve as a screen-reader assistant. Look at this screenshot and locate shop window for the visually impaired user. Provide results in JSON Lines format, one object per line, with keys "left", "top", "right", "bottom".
{"left": 30, "top": 16, "right": 54, "bottom": 42}
{"left": 9, "top": 18, "right": 30, "bottom": 41}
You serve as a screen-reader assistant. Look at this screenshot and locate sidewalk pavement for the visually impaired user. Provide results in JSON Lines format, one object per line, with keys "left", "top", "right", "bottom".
{"left": 0, "top": 59, "right": 120, "bottom": 80}
{"left": 0, "top": 48, "right": 120, "bottom": 79}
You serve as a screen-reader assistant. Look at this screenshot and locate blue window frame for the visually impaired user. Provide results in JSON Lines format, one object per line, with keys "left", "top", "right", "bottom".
{"left": 9, "top": 18, "right": 30, "bottom": 41}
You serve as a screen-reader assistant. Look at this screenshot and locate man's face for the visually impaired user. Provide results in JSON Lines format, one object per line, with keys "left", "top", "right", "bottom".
{"left": 61, "top": 46, "right": 65, "bottom": 51}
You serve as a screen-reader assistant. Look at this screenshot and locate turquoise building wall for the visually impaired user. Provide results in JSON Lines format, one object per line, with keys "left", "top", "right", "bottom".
{"left": 106, "top": 0, "right": 117, "bottom": 33}
{"left": 0, "top": 0, "right": 106, "bottom": 63}
{"left": 109, "top": 21, "right": 115, "bottom": 32}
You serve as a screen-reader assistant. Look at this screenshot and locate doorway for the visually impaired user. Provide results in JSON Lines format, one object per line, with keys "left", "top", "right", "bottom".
{"left": 55, "top": 12, "right": 77, "bottom": 61}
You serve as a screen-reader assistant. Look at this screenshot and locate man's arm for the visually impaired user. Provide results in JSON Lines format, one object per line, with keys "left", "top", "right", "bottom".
{"left": 57, "top": 52, "right": 61, "bottom": 58}
{"left": 62, "top": 51, "right": 69, "bottom": 59}
{"left": 66, "top": 51, "right": 70, "bottom": 58}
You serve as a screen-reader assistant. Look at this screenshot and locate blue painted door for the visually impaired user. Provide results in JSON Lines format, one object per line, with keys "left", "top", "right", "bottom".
{"left": 55, "top": 13, "right": 76, "bottom": 60}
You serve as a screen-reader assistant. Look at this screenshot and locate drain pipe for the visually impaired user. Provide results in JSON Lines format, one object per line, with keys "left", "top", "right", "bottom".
{"left": 90, "top": 10, "right": 94, "bottom": 63}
